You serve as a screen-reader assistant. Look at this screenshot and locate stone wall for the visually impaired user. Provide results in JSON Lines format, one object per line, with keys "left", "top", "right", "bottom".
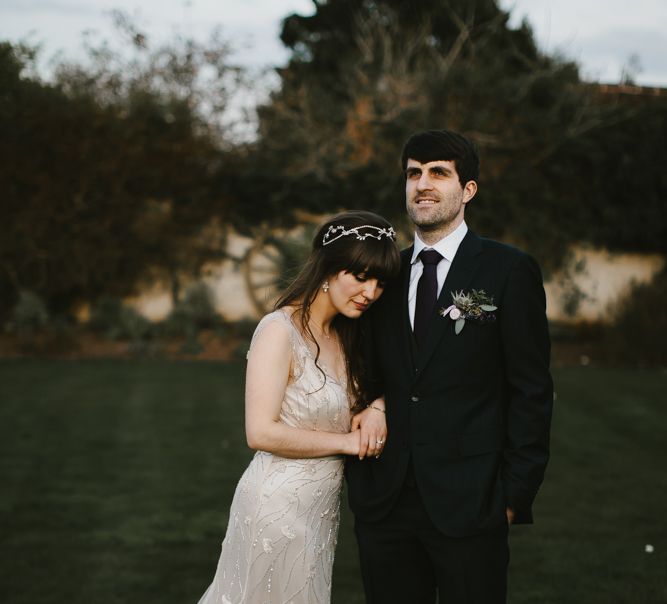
{"left": 127, "top": 235, "right": 665, "bottom": 324}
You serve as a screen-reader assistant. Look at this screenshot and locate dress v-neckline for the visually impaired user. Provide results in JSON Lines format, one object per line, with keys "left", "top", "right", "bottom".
{"left": 281, "top": 309, "right": 347, "bottom": 387}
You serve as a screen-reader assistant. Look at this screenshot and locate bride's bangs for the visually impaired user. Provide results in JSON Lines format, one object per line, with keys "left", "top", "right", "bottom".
{"left": 344, "top": 239, "right": 400, "bottom": 282}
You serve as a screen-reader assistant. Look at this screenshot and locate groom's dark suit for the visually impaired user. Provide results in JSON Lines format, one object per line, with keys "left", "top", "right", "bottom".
{"left": 346, "top": 230, "right": 553, "bottom": 601}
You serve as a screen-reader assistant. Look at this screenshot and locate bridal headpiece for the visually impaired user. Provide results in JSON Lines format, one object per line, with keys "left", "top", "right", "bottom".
{"left": 322, "top": 224, "right": 396, "bottom": 247}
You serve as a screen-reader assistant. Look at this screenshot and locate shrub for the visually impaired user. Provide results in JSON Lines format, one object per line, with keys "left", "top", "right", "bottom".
{"left": 88, "top": 297, "right": 122, "bottom": 332}
{"left": 5, "top": 290, "right": 49, "bottom": 333}
{"left": 162, "top": 283, "right": 220, "bottom": 337}
{"left": 603, "top": 268, "right": 667, "bottom": 366}
{"left": 3, "top": 291, "right": 79, "bottom": 354}
{"left": 89, "top": 297, "right": 153, "bottom": 341}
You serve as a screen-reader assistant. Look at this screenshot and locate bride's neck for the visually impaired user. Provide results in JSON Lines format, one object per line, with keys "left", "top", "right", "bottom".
{"left": 305, "top": 292, "right": 336, "bottom": 338}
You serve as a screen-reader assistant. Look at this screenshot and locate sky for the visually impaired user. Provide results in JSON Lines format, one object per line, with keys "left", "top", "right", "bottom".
{"left": 1, "top": 0, "right": 666, "bottom": 87}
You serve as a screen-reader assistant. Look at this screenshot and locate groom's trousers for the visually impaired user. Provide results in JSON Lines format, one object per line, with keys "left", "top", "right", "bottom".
{"left": 354, "top": 474, "right": 509, "bottom": 604}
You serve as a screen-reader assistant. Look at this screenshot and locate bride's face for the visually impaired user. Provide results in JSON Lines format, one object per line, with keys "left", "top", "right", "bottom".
{"left": 327, "top": 270, "right": 385, "bottom": 318}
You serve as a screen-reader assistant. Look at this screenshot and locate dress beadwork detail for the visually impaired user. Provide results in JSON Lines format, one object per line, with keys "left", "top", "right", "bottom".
{"left": 197, "top": 310, "right": 351, "bottom": 604}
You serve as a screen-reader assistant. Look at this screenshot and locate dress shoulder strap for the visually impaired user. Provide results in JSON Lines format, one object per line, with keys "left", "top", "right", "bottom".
{"left": 246, "top": 309, "right": 305, "bottom": 379}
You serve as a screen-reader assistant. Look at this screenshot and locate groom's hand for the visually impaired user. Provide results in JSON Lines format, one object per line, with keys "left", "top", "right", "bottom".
{"left": 506, "top": 507, "right": 515, "bottom": 526}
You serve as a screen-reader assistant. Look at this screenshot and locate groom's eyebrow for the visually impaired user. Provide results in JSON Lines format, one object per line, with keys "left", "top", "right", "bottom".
{"left": 405, "top": 162, "right": 453, "bottom": 178}
{"left": 429, "top": 164, "right": 452, "bottom": 176}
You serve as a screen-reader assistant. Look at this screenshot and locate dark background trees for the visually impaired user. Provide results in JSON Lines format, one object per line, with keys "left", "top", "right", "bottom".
{"left": 1, "top": 0, "right": 665, "bottom": 323}
{"left": 247, "top": 0, "right": 666, "bottom": 269}
{"left": 0, "top": 23, "right": 239, "bottom": 319}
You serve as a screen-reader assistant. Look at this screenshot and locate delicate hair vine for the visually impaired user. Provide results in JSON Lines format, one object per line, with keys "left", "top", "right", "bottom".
{"left": 322, "top": 224, "right": 397, "bottom": 247}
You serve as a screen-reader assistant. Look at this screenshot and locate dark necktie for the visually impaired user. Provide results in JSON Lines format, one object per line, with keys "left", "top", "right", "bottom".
{"left": 414, "top": 249, "right": 443, "bottom": 346}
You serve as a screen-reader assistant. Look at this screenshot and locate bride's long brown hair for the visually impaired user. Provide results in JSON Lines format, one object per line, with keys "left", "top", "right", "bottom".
{"left": 275, "top": 211, "right": 400, "bottom": 412}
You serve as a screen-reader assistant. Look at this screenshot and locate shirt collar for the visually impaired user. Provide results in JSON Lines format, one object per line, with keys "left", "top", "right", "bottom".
{"left": 411, "top": 221, "right": 468, "bottom": 265}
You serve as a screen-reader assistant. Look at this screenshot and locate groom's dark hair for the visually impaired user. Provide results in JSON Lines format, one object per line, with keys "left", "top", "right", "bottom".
{"left": 401, "top": 129, "right": 479, "bottom": 186}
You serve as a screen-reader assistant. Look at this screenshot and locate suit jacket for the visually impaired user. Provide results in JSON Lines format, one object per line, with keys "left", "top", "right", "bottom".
{"left": 346, "top": 230, "right": 553, "bottom": 537}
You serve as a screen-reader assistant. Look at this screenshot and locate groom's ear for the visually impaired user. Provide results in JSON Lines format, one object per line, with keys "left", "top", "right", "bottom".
{"left": 462, "top": 180, "right": 478, "bottom": 204}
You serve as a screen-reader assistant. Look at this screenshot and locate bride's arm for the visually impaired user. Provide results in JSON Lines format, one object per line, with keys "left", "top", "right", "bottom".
{"left": 245, "top": 319, "right": 360, "bottom": 459}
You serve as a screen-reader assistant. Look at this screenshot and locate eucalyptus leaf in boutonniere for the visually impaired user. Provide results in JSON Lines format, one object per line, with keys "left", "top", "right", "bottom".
{"left": 438, "top": 289, "right": 498, "bottom": 335}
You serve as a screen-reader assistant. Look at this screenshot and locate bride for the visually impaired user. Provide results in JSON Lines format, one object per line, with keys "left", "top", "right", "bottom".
{"left": 197, "top": 211, "right": 400, "bottom": 604}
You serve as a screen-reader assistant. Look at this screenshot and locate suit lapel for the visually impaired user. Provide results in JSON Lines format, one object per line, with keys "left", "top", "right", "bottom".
{"left": 414, "top": 231, "right": 484, "bottom": 373}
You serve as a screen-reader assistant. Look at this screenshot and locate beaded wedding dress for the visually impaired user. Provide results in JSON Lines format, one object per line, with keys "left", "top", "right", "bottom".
{"left": 198, "top": 309, "right": 351, "bottom": 604}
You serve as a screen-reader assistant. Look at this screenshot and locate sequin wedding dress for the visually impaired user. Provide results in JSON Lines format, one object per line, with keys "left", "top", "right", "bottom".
{"left": 197, "top": 309, "right": 351, "bottom": 604}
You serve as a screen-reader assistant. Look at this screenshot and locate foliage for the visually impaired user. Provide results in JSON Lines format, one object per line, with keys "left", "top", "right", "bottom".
{"left": 53, "top": 10, "right": 246, "bottom": 140}
{"left": 4, "top": 290, "right": 50, "bottom": 333}
{"left": 0, "top": 22, "right": 241, "bottom": 321}
{"left": 241, "top": 3, "right": 580, "bottom": 230}
{"left": 557, "top": 93, "right": 667, "bottom": 255}
{"left": 1, "top": 1, "right": 665, "bottom": 326}
{"left": 602, "top": 268, "right": 667, "bottom": 366}
{"left": 3, "top": 290, "right": 78, "bottom": 354}
{"left": 88, "top": 296, "right": 154, "bottom": 342}
{"left": 89, "top": 285, "right": 224, "bottom": 355}
{"left": 162, "top": 282, "right": 220, "bottom": 337}
{"left": 238, "top": 0, "right": 666, "bottom": 275}
{"left": 161, "top": 283, "right": 223, "bottom": 354}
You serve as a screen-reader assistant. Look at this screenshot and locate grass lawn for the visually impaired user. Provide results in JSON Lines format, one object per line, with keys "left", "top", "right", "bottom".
{"left": 1, "top": 360, "right": 665, "bottom": 603}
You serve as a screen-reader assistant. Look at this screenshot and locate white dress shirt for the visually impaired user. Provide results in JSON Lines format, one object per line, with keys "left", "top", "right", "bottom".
{"left": 408, "top": 221, "right": 468, "bottom": 329}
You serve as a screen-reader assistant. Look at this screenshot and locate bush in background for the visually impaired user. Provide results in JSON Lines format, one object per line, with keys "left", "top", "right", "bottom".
{"left": 89, "top": 297, "right": 157, "bottom": 356}
{"left": 161, "top": 283, "right": 222, "bottom": 354}
{"left": 4, "top": 290, "right": 49, "bottom": 333}
{"left": 162, "top": 284, "right": 220, "bottom": 335}
{"left": 3, "top": 291, "right": 78, "bottom": 354}
{"left": 89, "top": 297, "right": 154, "bottom": 342}
{"left": 602, "top": 268, "right": 667, "bottom": 367}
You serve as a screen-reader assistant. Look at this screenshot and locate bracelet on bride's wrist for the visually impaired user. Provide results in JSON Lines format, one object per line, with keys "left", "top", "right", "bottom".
{"left": 368, "top": 404, "right": 385, "bottom": 413}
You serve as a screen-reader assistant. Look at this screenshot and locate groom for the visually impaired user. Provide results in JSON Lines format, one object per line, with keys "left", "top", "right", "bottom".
{"left": 347, "top": 129, "right": 553, "bottom": 603}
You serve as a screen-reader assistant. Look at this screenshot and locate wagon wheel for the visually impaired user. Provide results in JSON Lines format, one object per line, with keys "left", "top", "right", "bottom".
{"left": 243, "top": 226, "right": 315, "bottom": 315}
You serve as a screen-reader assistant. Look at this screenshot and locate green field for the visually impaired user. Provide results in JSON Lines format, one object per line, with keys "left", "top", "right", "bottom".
{"left": 1, "top": 360, "right": 665, "bottom": 603}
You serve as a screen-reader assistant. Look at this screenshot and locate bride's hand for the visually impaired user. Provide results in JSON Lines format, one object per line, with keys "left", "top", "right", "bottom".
{"left": 351, "top": 396, "right": 387, "bottom": 460}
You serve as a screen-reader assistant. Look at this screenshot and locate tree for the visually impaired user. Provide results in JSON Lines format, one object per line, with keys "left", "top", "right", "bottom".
{"left": 560, "top": 87, "right": 667, "bottom": 254}
{"left": 241, "top": 0, "right": 665, "bottom": 272}
{"left": 0, "top": 19, "right": 244, "bottom": 319}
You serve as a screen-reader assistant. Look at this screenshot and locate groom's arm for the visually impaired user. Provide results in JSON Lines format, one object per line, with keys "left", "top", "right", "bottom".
{"left": 500, "top": 251, "right": 554, "bottom": 524}
{"left": 360, "top": 309, "right": 384, "bottom": 403}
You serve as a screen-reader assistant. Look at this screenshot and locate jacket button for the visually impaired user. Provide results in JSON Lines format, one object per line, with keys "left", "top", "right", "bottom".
{"left": 411, "top": 395, "right": 420, "bottom": 402}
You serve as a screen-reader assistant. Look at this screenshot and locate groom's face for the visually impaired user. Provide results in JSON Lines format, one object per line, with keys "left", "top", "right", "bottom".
{"left": 404, "top": 159, "right": 476, "bottom": 233}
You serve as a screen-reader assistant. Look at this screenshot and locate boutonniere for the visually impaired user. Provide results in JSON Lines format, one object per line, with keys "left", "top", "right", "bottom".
{"left": 438, "top": 289, "right": 497, "bottom": 335}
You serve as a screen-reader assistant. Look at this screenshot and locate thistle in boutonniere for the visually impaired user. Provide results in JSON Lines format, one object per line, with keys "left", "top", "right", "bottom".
{"left": 438, "top": 289, "right": 498, "bottom": 335}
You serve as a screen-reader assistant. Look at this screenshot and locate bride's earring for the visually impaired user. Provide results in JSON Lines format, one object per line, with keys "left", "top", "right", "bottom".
{"left": 322, "top": 280, "right": 329, "bottom": 293}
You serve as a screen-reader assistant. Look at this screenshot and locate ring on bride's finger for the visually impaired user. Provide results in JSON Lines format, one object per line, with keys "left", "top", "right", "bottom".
{"left": 376, "top": 439, "right": 384, "bottom": 445}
